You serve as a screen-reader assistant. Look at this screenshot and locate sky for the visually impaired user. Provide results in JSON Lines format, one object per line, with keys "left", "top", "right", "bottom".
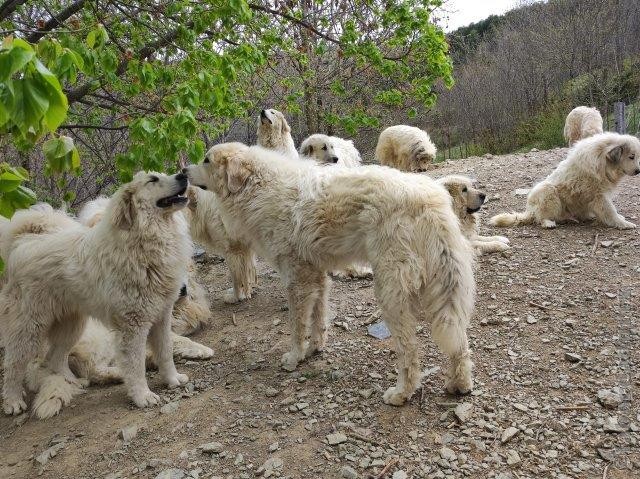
{"left": 438, "top": 0, "right": 519, "bottom": 32}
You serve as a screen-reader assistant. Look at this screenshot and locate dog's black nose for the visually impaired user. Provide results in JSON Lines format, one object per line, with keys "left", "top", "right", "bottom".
{"left": 176, "top": 173, "right": 188, "bottom": 182}
{"left": 179, "top": 284, "right": 187, "bottom": 297}
{"left": 331, "top": 156, "right": 339, "bottom": 163}
{"left": 479, "top": 192, "right": 486, "bottom": 202}
{"left": 634, "top": 168, "right": 640, "bottom": 176}
{"left": 260, "top": 109, "right": 267, "bottom": 117}
{"left": 181, "top": 167, "right": 189, "bottom": 175}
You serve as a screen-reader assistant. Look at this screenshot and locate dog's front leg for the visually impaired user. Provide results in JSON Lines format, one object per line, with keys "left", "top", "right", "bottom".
{"left": 119, "top": 322, "right": 159, "bottom": 408}
{"left": 149, "top": 307, "right": 189, "bottom": 387}
{"left": 591, "top": 196, "right": 636, "bottom": 229}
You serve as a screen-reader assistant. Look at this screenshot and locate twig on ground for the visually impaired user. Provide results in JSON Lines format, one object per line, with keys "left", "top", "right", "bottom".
{"left": 603, "top": 464, "right": 609, "bottom": 479}
{"left": 372, "top": 457, "right": 399, "bottom": 479}
{"left": 231, "top": 313, "right": 237, "bottom": 326}
{"left": 348, "top": 429, "right": 381, "bottom": 446}
{"left": 591, "top": 233, "right": 600, "bottom": 256}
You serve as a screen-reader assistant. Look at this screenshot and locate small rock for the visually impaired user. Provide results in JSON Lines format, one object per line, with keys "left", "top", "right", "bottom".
{"left": 327, "top": 432, "right": 348, "bottom": 445}
{"left": 340, "top": 465, "right": 358, "bottom": 479}
{"left": 598, "top": 389, "right": 622, "bottom": 409}
{"left": 564, "top": 352, "right": 581, "bottom": 363}
{"left": 600, "top": 240, "right": 614, "bottom": 248}
{"left": 269, "top": 442, "right": 279, "bottom": 452}
{"left": 234, "top": 453, "right": 244, "bottom": 466}
{"left": 160, "top": 402, "right": 179, "bottom": 414}
{"left": 119, "top": 425, "right": 138, "bottom": 442}
{"left": 155, "top": 469, "right": 186, "bottom": 479}
{"left": 604, "top": 292, "right": 617, "bottom": 299}
{"left": 367, "top": 322, "right": 391, "bottom": 340}
{"left": 603, "top": 416, "right": 628, "bottom": 433}
{"left": 392, "top": 472, "right": 408, "bottom": 479}
{"left": 454, "top": 402, "right": 473, "bottom": 423}
{"left": 35, "top": 442, "right": 65, "bottom": 465}
{"left": 526, "top": 315, "right": 538, "bottom": 324}
{"left": 506, "top": 449, "right": 521, "bottom": 465}
{"left": 440, "top": 447, "right": 456, "bottom": 461}
{"left": 501, "top": 427, "right": 519, "bottom": 444}
{"left": 513, "top": 188, "right": 531, "bottom": 197}
{"left": 264, "top": 387, "right": 279, "bottom": 398}
{"left": 256, "top": 457, "right": 283, "bottom": 476}
{"left": 200, "top": 442, "right": 224, "bottom": 454}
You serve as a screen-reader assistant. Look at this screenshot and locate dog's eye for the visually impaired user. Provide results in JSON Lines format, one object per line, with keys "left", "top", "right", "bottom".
{"left": 322, "top": 145, "right": 327, "bottom": 151}
{"left": 148, "top": 175, "right": 159, "bottom": 183}
{"left": 462, "top": 187, "right": 468, "bottom": 192}
{"left": 203, "top": 157, "right": 210, "bottom": 164}
{"left": 631, "top": 155, "right": 636, "bottom": 160}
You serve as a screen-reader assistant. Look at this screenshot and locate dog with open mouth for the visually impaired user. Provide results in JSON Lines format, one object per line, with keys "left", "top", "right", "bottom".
{"left": 437, "top": 175, "right": 510, "bottom": 255}
{"left": 0, "top": 172, "right": 192, "bottom": 416}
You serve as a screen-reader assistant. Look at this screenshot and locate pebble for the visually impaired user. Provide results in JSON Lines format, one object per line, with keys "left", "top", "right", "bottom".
{"left": 35, "top": 442, "right": 65, "bottom": 465}
{"left": 598, "top": 389, "right": 622, "bottom": 409}
{"left": 341, "top": 465, "right": 358, "bottom": 479}
{"left": 256, "top": 457, "right": 283, "bottom": 477}
{"left": 506, "top": 449, "right": 521, "bottom": 465}
{"left": 155, "top": 469, "right": 186, "bottom": 479}
{"left": 501, "top": 427, "right": 519, "bottom": 444}
{"left": 200, "top": 442, "right": 224, "bottom": 454}
{"left": 392, "top": 472, "right": 408, "bottom": 479}
{"left": 160, "top": 402, "right": 180, "bottom": 414}
{"left": 118, "top": 425, "right": 138, "bottom": 442}
{"left": 564, "top": 352, "right": 581, "bottom": 363}
{"left": 440, "top": 447, "right": 457, "bottom": 461}
{"left": 454, "top": 402, "right": 473, "bottom": 423}
{"left": 327, "top": 432, "right": 348, "bottom": 445}
{"left": 603, "top": 416, "right": 627, "bottom": 433}
{"left": 513, "top": 188, "right": 531, "bottom": 196}
{"left": 264, "top": 387, "right": 279, "bottom": 398}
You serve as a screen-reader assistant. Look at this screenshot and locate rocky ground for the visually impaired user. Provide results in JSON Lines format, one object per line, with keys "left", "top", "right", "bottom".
{"left": 1, "top": 147, "right": 639, "bottom": 479}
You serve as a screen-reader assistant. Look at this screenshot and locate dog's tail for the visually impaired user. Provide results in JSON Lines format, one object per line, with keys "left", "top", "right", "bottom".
{"left": 26, "top": 363, "right": 84, "bottom": 419}
{"left": 489, "top": 211, "right": 534, "bottom": 227}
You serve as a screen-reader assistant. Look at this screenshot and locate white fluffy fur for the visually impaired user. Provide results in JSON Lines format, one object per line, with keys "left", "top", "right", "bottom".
{"left": 375, "top": 125, "right": 437, "bottom": 172}
{"left": 256, "top": 108, "right": 297, "bottom": 159}
{"left": 299, "top": 134, "right": 362, "bottom": 167}
{"left": 185, "top": 186, "right": 257, "bottom": 303}
{"left": 491, "top": 132, "right": 640, "bottom": 229}
{"left": 564, "top": 106, "right": 604, "bottom": 146}
{"left": 437, "top": 175, "right": 510, "bottom": 254}
{"left": 185, "top": 143, "right": 476, "bottom": 406}
{"left": 0, "top": 172, "right": 191, "bottom": 417}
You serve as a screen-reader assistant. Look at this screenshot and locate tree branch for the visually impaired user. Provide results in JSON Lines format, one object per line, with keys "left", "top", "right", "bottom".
{"left": 26, "top": 0, "right": 86, "bottom": 42}
{"left": 0, "top": 0, "right": 27, "bottom": 21}
{"left": 60, "top": 123, "right": 128, "bottom": 131}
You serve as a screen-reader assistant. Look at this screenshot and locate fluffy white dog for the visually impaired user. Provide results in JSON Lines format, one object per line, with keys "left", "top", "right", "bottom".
{"left": 184, "top": 143, "right": 476, "bottom": 406}
{"left": 490, "top": 132, "right": 640, "bottom": 229}
{"left": 375, "top": 125, "right": 437, "bottom": 172}
{"left": 256, "top": 108, "right": 297, "bottom": 159}
{"left": 1, "top": 172, "right": 191, "bottom": 416}
{"left": 299, "top": 134, "right": 362, "bottom": 167}
{"left": 564, "top": 106, "right": 603, "bottom": 146}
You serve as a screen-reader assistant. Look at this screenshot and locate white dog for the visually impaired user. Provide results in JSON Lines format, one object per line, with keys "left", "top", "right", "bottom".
{"left": 564, "top": 106, "right": 603, "bottom": 146}
{"left": 375, "top": 125, "right": 437, "bottom": 172}
{"left": 437, "top": 175, "right": 510, "bottom": 254}
{"left": 256, "top": 108, "right": 297, "bottom": 159}
{"left": 490, "top": 133, "right": 640, "bottom": 229}
{"left": 1, "top": 172, "right": 191, "bottom": 416}
{"left": 184, "top": 143, "right": 476, "bottom": 406}
{"left": 299, "top": 134, "right": 362, "bottom": 167}
{"left": 185, "top": 186, "right": 257, "bottom": 303}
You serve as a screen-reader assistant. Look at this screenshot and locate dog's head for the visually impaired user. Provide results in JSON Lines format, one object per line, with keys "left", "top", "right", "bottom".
{"left": 183, "top": 142, "right": 252, "bottom": 198}
{"left": 437, "top": 175, "right": 486, "bottom": 216}
{"left": 409, "top": 142, "right": 436, "bottom": 173}
{"left": 257, "top": 108, "right": 291, "bottom": 138}
{"left": 109, "top": 172, "right": 189, "bottom": 230}
{"left": 299, "top": 134, "right": 340, "bottom": 164}
{"left": 605, "top": 135, "right": 640, "bottom": 177}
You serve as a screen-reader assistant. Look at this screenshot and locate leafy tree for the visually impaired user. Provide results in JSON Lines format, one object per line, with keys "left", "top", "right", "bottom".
{"left": 0, "top": 0, "right": 453, "bottom": 199}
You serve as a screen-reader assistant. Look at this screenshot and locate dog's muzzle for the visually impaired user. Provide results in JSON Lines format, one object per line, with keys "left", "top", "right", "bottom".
{"left": 156, "top": 173, "right": 189, "bottom": 208}
{"left": 260, "top": 109, "right": 272, "bottom": 125}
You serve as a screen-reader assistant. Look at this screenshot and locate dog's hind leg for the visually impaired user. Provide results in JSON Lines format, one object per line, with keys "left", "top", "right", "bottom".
{"left": 431, "top": 319, "right": 473, "bottom": 395}
{"left": 308, "top": 272, "right": 330, "bottom": 357}
{"left": 45, "top": 313, "right": 88, "bottom": 386}
{"left": 280, "top": 263, "right": 322, "bottom": 371}
{"left": 224, "top": 244, "right": 257, "bottom": 304}
{"left": 149, "top": 307, "right": 189, "bottom": 388}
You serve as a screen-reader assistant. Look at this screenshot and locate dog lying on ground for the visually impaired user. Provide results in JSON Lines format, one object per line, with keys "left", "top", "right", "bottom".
{"left": 299, "top": 134, "right": 362, "bottom": 167}
{"left": 437, "top": 175, "right": 510, "bottom": 254}
{"left": 490, "top": 133, "right": 640, "bottom": 229}
{"left": 375, "top": 125, "right": 437, "bottom": 172}
{"left": 257, "top": 108, "right": 297, "bottom": 159}
{"left": 185, "top": 143, "right": 476, "bottom": 406}
{"left": 1, "top": 172, "right": 191, "bottom": 416}
{"left": 185, "top": 186, "right": 257, "bottom": 303}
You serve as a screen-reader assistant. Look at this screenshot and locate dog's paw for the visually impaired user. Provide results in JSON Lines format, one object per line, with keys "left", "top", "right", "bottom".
{"left": 175, "top": 342, "right": 214, "bottom": 359}
{"left": 496, "top": 235, "right": 510, "bottom": 244}
{"left": 32, "top": 398, "right": 64, "bottom": 420}
{"left": 3, "top": 398, "right": 28, "bottom": 416}
{"left": 165, "top": 373, "right": 189, "bottom": 388}
{"left": 223, "top": 288, "right": 240, "bottom": 304}
{"left": 541, "top": 219, "right": 556, "bottom": 229}
{"left": 616, "top": 220, "right": 636, "bottom": 230}
{"left": 281, "top": 352, "right": 300, "bottom": 372}
{"left": 382, "top": 387, "right": 408, "bottom": 406}
{"left": 131, "top": 389, "right": 160, "bottom": 408}
{"left": 445, "top": 376, "right": 473, "bottom": 395}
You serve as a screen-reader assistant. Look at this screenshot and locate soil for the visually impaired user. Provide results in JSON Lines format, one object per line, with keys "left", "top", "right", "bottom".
{"left": 1, "top": 147, "right": 639, "bottom": 479}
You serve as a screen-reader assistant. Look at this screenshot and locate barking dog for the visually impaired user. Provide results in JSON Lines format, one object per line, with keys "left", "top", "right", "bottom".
{"left": 1, "top": 172, "right": 191, "bottom": 416}
{"left": 490, "top": 133, "right": 640, "bottom": 229}
{"left": 256, "top": 108, "right": 297, "bottom": 160}
{"left": 185, "top": 143, "right": 476, "bottom": 406}
{"left": 437, "top": 175, "right": 510, "bottom": 254}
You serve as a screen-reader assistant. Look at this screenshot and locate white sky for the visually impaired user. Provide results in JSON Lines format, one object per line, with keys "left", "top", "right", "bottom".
{"left": 438, "top": 0, "right": 519, "bottom": 32}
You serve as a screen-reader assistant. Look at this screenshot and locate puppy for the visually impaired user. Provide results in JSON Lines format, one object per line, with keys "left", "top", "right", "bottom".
{"left": 1, "top": 172, "right": 191, "bottom": 416}
{"left": 437, "top": 175, "right": 510, "bottom": 254}
{"left": 185, "top": 143, "right": 476, "bottom": 406}
{"left": 256, "top": 108, "right": 297, "bottom": 159}
{"left": 490, "top": 132, "right": 640, "bottom": 229}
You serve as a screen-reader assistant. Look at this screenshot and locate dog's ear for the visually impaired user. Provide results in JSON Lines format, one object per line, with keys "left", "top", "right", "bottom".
{"left": 111, "top": 186, "right": 136, "bottom": 230}
{"left": 606, "top": 144, "right": 624, "bottom": 163}
{"left": 300, "top": 143, "right": 312, "bottom": 156}
{"left": 226, "top": 156, "right": 252, "bottom": 194}
{"left": 280, "top": 117, "right": 291, "bottom": 135}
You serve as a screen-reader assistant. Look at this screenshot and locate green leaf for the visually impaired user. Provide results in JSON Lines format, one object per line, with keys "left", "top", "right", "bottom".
{"left": 0, "top": 171, "right": 23, "bottom": 192}
{"left": 43, "top": 135, "right": 80, "bottom": 173}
